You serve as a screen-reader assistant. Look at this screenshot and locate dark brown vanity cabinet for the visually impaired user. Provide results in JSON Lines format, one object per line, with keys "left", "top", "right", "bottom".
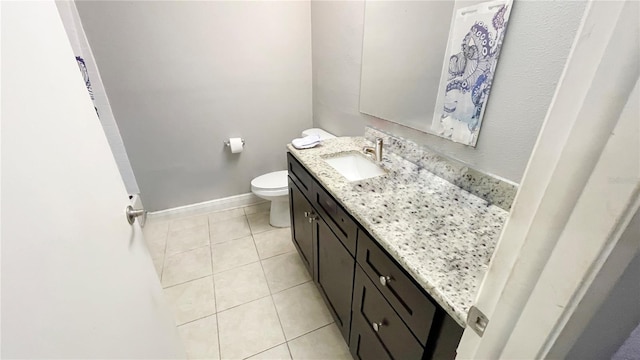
{"left": 351, "top": 232, "right": 463, "bottom": 360}
{"left": 287, "top": 152, "right": 463, "bottom": 360}
{"left": 288, "top": 153, "right": 355, "bottom": 343}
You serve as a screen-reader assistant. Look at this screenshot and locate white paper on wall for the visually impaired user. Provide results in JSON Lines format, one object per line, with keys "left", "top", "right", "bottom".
{"left": 431, "top": 0, "right": 513, "bottom": 147}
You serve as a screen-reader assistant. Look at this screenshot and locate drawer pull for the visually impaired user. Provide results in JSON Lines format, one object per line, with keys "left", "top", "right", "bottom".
{"left": 372, "top": 321, "right": 384, "bottom": 332}
{"left": 304, "top": 211, "right": 309, "bottom": 218}
{"left": 379, "top": 275, "right": 392, "bottom": 286}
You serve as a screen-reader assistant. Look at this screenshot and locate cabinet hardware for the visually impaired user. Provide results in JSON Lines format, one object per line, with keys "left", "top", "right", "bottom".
{"left": 372, "top": 321, "right": 384, "bottom": 332}
{"left": 379, "top": 275, "right": 392, "bottom": 286}
{"left": 304, "top": 211, "right": 309, "bottom": 218}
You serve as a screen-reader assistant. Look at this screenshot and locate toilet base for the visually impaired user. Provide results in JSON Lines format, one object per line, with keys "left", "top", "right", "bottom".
{"left": 269, "top": 199, "right": 291, "bottom": 228}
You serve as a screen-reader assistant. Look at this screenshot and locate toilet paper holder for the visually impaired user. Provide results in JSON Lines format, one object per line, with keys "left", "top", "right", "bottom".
{"left": 223, "top": 138, "right": 245, "bottom": 147}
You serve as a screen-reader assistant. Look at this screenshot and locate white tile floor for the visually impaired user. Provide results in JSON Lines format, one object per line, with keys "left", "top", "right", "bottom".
{"left": 143, "top": 203, "right": 353, "bottom": 360}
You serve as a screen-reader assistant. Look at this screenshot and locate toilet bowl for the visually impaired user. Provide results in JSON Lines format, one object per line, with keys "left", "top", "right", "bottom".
{"left": 251, "top": 128, "right": 336, "bottom": 227}
{"left": 251, "top": 170, "right": 289, "bottom": 227}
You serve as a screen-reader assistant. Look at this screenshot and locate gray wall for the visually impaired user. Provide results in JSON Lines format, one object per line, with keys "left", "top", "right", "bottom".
{"left": 566, "top": 230, "right": 640, "bottom": 359}
{"left": 311, "top": 0, "right": 587, "bottom": 183}
{"left": 76, "top": 1, "right": 312, "bottom": 211}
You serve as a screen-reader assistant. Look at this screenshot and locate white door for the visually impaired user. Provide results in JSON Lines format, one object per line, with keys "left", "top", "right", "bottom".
{"left": 456, "top": 0, "right": 639, "bottom": 358}
{"left": 1, "top": 1, "right": 184, "bottom": 358}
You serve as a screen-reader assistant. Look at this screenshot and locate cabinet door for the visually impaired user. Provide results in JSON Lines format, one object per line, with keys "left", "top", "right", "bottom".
{"left": 349, "top": 316, "right": 392, "bottom": 360}
{"left": 315, "top": 218, "right": 355, "bottom": 342}
{"left": 288, "top": 178, "right": 314, "bottom": 276}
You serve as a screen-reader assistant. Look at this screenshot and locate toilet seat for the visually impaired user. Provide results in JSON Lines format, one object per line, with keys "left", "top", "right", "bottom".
{"left": 251, "top": 170, "right": 288, "bottom": 197}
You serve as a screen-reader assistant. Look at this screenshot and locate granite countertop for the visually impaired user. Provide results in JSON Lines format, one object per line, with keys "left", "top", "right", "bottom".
{"left": 287, "top": 137, "right": 509, "bottom": 327}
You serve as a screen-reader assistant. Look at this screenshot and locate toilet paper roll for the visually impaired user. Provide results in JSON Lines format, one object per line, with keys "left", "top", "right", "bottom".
{"left": 229, "top": 137, "right": 244, "bottom": 153}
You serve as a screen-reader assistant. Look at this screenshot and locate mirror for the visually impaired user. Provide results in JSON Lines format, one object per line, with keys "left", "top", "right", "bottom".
{"left": 359, "top": 1, "right": 455, "bottom": 134}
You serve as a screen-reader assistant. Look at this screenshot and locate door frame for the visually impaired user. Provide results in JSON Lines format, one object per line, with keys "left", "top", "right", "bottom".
{"left": 456, "top": 0, "right": 640, "bottom": 358}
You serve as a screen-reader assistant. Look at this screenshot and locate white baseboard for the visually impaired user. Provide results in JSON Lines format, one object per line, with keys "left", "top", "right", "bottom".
{"left": 148, "top": 193, "right": 266, "bottom": 221}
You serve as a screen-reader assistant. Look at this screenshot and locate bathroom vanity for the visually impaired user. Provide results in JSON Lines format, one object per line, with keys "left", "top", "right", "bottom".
{"left": 287, "top": 130, "right": 514, "bottom": 360}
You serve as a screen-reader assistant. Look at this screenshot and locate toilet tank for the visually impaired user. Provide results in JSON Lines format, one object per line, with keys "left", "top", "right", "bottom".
{"left": 302, "top": 128, "right": 336, "bottom": 140}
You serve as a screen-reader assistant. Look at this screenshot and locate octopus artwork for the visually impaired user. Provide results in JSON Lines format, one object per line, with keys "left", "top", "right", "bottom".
{"left": 432, "top": 1, "right": 512, "bottom": 146}
{"left": 76, "top": 56, "right": 99, "bottom": 117}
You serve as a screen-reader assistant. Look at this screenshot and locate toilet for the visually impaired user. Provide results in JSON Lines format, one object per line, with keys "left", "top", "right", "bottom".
{"left": 251, "top": 128, "right": 336, "bottom": 227}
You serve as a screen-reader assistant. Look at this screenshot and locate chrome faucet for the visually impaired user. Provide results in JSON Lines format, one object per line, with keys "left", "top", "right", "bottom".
{"left": 363, "top": 137, "right": 383, "bottom": 162}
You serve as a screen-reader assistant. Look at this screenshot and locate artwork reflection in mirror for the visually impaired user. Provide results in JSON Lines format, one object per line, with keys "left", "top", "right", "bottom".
{"left": 432, "top": 0, "right": 513, "bottom": 146}
{"left": 360, "top": 0, "right": 513, "bottom": 147}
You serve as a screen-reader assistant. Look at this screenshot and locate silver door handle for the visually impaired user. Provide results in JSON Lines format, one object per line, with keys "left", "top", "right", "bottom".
{"left": 379, "top": 275, "right": 392, "bottom": 286}
{"left": 126, "top": 205, "right": 146, "bottom": 226}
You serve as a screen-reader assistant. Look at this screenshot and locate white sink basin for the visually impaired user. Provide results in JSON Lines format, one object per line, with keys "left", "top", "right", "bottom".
{"left": 324, "top": 152, "right": 386, "bottom": 182}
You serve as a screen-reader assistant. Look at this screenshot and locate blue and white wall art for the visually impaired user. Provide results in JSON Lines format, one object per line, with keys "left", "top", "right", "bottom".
{"left": 432, "top": 0, "right": 513, "bottom": 147}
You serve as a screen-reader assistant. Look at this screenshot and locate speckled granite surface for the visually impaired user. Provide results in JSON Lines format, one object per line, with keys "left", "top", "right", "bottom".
{"left": 287, "top": 137, "right": 509, "bottom": 327}
{"left": 365, "top": 127, "right": 518, "bottom": 211}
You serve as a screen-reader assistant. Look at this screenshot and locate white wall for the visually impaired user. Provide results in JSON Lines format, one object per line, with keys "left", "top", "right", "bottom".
{"left": 311, "top": 0, "right": 587, "bottom": 183}
{"left": 76, "top": 1, "right": 312, "bottom": 211}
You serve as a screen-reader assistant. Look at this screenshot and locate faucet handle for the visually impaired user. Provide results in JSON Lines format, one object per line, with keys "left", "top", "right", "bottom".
{"left": 362, "top": 146, "right": 374, "bottom": 156}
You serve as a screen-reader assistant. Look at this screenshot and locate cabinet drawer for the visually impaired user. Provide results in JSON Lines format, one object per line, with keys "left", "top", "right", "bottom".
{"left": 351, "top": 266, "right": 424, "bottom": 359}
{"left": 312, "top": 183, "right": 357, "bottom": 256}
{"left": 287, "top": 152, "right": 313, "bottom": 198}
{"left": 357, "top": 231, "right": 436, "bottom": 345}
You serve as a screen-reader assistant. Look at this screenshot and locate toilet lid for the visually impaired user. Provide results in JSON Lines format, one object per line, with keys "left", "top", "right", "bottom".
{"left": 251, "top": 170, "right": 288, "bottom": 191}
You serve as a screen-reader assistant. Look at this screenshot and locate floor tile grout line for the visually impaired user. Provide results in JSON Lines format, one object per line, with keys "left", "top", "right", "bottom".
{"left": 213, "top": 258, "right": 262, "bottom": 277}
{"left": 285, "top": 322, "right": 337, "bottom": 343}
{"left": 159, "top": 223, "right": 170, "bottom": 283}
{"left": 165, "top": 243, "right": 210, "bottom": 259}
{"left": 210, "top": 221, "right": 253, "bottom": 245}
{"left": 211, "top": 232, "right": 254, "bottom": 246}
{"left": 285, "top": 341, "right": 294, "bottom": 360}
{"left": 258, "top": 248, "right": 299, "bottom": 263}
{"left": 208, "top": 271, "right": 310, "bottom": 314}
{"left": 269, "top": 279, "right": 314, "bottom": 297}
{"left": 208, "top": 215, "right": 222, "bottom": 360}
{"left": 274, "top": 282, "right": 334, "bottom": 343}
{"left": 172, "top": 287, "right": 332, "bottom": 355}
{"left": 210, "top": 242, "right": 295, "bottom": 277}
{"left": 252, "top": 233, "right": 290, "bottom": 349}
{"left": 209, "top": 214, "right": 250, "bottom": 227}
{"left": 162, "top": 273, "right": 213, "bottom": 290}
{"left": 175, "top": 312, "right": 217, "bottom": 328}
{"left": 161, "top": 274, "right": 215, "bottom": 290}
{"left": 215, "top": 293, "right": 272, "bottom": 315}
{"left": 218, "top": 294, "right": 288, "bottom": 359}
{"left": 240, "top": 341, "right": 288, "bottom": 360}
